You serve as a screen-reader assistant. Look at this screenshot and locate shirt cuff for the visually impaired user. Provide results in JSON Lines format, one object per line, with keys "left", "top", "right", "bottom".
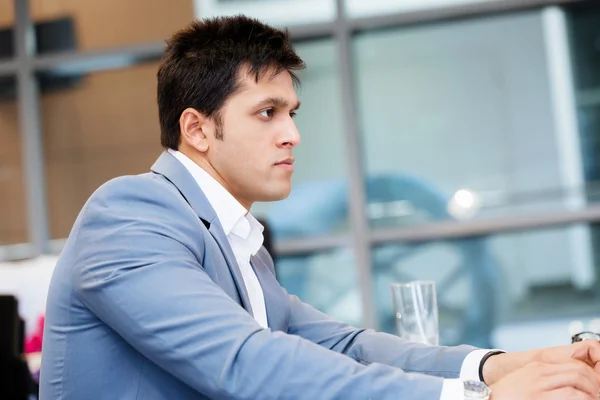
{"left": 440, "top": 379, "right": 463, "bottom": 400}
{"left": 440, "top": 350, "right": 505, "bottom": 399}
{"left": 460, "top": 349, "right": 504, "bottom": 382}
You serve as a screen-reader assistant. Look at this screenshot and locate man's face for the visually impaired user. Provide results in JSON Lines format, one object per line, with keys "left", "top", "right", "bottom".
{"left": 198, "top": 67, "right": 301, "bottom": 209}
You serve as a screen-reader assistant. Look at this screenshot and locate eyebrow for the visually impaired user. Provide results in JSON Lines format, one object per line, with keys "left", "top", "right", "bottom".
{"left": 254, "top": 97, "right": 301, "bottom": 111}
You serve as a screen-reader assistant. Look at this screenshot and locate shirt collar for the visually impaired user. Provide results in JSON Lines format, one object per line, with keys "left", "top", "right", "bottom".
{"left": 168, "top": 149, "right": 248, "bottom": 236}
{"left": 231, "top": 212, "right": 265, "bottom": 257}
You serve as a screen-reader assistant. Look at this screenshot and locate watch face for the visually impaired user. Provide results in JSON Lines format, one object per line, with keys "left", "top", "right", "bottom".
{"left": 464, "top": 380, "right": 492, "bottom": 399}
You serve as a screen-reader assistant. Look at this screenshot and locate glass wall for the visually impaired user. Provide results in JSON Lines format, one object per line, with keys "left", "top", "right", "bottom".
{"left": 373, "top": 222, "right": 598, "bottom": 348}
{"left": 277, "top": 248, "right": 363, "bottom": 326}
{"left": 353, "top": 12, "right": 581, "bottom": 228}
{"left": 568, "top": 4, "right": 600, "bottom": 287}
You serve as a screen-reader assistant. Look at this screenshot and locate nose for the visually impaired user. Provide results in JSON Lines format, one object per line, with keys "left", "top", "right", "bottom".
{"left": 278, "top": 119, "right": 301, "bottom": 148}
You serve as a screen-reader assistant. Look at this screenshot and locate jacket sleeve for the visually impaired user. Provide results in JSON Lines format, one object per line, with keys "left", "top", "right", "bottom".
{"left": 72, "top": 175, "right": 446, "bottom": 400}
{"left": 286, "top": 294, "right": 477, "bottom": 378}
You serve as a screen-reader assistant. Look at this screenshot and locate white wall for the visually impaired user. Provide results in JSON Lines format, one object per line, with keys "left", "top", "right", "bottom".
{"left": 0, "top": 256, "right": 57, "bottom": 335}
{"left": 194, "top": 0, "right": 336, "bottom": 26}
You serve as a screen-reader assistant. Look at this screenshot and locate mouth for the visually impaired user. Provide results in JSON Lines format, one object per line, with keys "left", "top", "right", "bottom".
{"left": 275, "top": 157, "right": 295, "bottom": 172}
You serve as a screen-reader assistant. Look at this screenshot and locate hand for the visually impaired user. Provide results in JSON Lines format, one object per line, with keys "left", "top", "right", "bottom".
{"left": 483, "top": 340, "right": 600, "bottom": 385}
{"left": 489, "top": 359, "right": 600, "bottom": 400}
{"left": 537, "top": 340, "right": 600, "bottom": 370}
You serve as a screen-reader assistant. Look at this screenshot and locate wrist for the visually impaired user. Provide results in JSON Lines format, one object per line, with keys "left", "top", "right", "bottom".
{"left": 482, "top": 349, "right": 540, "bottom": 385}
{"left": 481, "top": 352, "right": 508, "bottom": 385}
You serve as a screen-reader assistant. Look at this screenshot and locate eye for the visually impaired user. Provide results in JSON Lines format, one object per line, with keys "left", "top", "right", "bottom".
{"left": 289, "top": 111, "right": 297, "bottom": 118}
{"left": 259, "top": 108, "right": 275, "bottom": 118}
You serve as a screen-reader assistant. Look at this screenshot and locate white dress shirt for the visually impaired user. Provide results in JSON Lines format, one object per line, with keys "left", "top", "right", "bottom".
{"left": 440, "top": 349, "right": 499, "bottom": 399}
{"left": 168, "top": 149, "right": 269, "bottom": 328}
{"left": 169, "top": 149, "right": 497, "bottom": 398}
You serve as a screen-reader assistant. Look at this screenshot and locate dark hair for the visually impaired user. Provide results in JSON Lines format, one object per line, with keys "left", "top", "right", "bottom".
{"left": 157, "top": 15, "right": 306, "bottom": 149}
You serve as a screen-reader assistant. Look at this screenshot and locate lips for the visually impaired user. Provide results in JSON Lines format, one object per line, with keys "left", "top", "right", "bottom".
{"left": 275, "top": 157, "right": 294, "bottom": 166}
{"left": 275, "top": 157, "right": 295, "bottom": 171}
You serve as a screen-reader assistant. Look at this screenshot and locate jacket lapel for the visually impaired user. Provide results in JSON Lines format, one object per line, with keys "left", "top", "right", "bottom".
{"left": 208, "top": 222, "right": 253, "bottom": 315}
{"left": 251, "top": 249, "right": 289, "bottom": 332}
{"left": 150, "top": 151, "right": 253, "bottom": 315}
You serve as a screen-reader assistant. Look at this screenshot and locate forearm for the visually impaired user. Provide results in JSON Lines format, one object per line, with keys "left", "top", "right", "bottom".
{"left": 344, "top": 329, "right": 477, "bottom": 378}
{"left": 227, "top": 329, "right": 446, "bottom": 400}
{"left": 287, "top": 296, "right": 476, "bottom": 379}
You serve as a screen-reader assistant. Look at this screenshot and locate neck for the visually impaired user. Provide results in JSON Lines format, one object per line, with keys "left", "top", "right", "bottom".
{"left": 177, "top": 148, "right": 253, "bottom": 211}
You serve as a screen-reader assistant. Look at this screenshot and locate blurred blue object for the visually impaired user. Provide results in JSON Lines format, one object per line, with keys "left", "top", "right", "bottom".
{"left": 267, "top": 173, "right": 502, "bottom": 347}
{"left": 267, "top": 178, "right": 348, "bottom": 238}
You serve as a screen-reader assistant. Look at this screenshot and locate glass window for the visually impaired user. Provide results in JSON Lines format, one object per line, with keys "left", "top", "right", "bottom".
{"left": 569, "top": 4, "right": 600, "bottom": 204}
{"left": 0, "top": 0, "right": 14, "bottom": 60}
{"left": 40, "top": 62, "right": 163, "bottom": 239}
{"left": 373, "top": 223, "right": 599, "bottom": 350}
{"left": 29, "top": 0, "right": 194, "bottom": 53}
{"left": 353, "top": 11, "right": 587, "bottom": 229}
{"left": 345, "top": 0, "right": 492, "bottom": 19}
{"left": 194, "top": 0, "right": 336, "bottom": 27}
{"left": 276, "top": 248, "right": 363, "bottom": 327}
{"left": 568, "top": 3, "right": 600, "bottom": 91}
{"left": 252, "top": 39, "right": 349, "bottom": 240}
{"left": 0, "top": 76, "right": 28, "bottom": 245}
{"left": 578, "top": 105, "right": 600, "bottom": 196}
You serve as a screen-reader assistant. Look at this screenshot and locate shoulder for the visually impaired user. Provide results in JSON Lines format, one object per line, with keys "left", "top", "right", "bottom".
{"left": 92, "top": 172, "right": 181, "bottom": 204}
{"left": 79, "top": 172, "right": 195, "bottom": 219}
{"left": 73, "top": 172, "right": 202, "bottom": 244}
{"left": 66, "top": 172, "right": 207, "bottom": 272}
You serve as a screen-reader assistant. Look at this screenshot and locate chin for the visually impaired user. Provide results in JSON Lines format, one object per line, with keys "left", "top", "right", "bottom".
{"left": 276, "top": 192, "right": 291, "bottom": 201}
{"left": 261, "top": 187, "right": 291, "bottom": 202}
{"left": 271, "top": 192, "right": 291, "bottom": 202}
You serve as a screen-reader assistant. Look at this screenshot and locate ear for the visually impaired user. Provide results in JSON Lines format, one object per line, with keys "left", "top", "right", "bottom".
{"left": 179, "top": 108, "right": 214, "bottom": 153}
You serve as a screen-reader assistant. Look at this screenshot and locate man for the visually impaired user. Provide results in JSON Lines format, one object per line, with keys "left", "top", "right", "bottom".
{"left": 40, "top": 16, "right": 600, "bottom": 400}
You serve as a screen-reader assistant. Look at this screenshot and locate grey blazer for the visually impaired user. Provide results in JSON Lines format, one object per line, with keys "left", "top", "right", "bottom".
{"left": 40, "top": 151, "right": 476, "bottom": 399}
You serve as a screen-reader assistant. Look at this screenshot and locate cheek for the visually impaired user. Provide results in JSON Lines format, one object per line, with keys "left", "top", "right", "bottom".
{"left": 219, "top": 123, "right": 277, "bottom": 176}
{"left": 233, "top": 131, "right": 274, "bottom": 164}
{"left": 223, "top": 141, "right": 265, "bottom": 179}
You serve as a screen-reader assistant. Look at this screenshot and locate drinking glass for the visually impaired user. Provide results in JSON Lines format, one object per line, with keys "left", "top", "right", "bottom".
{"left": 390, "top": 280, "right": 439, "bottom": 345}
